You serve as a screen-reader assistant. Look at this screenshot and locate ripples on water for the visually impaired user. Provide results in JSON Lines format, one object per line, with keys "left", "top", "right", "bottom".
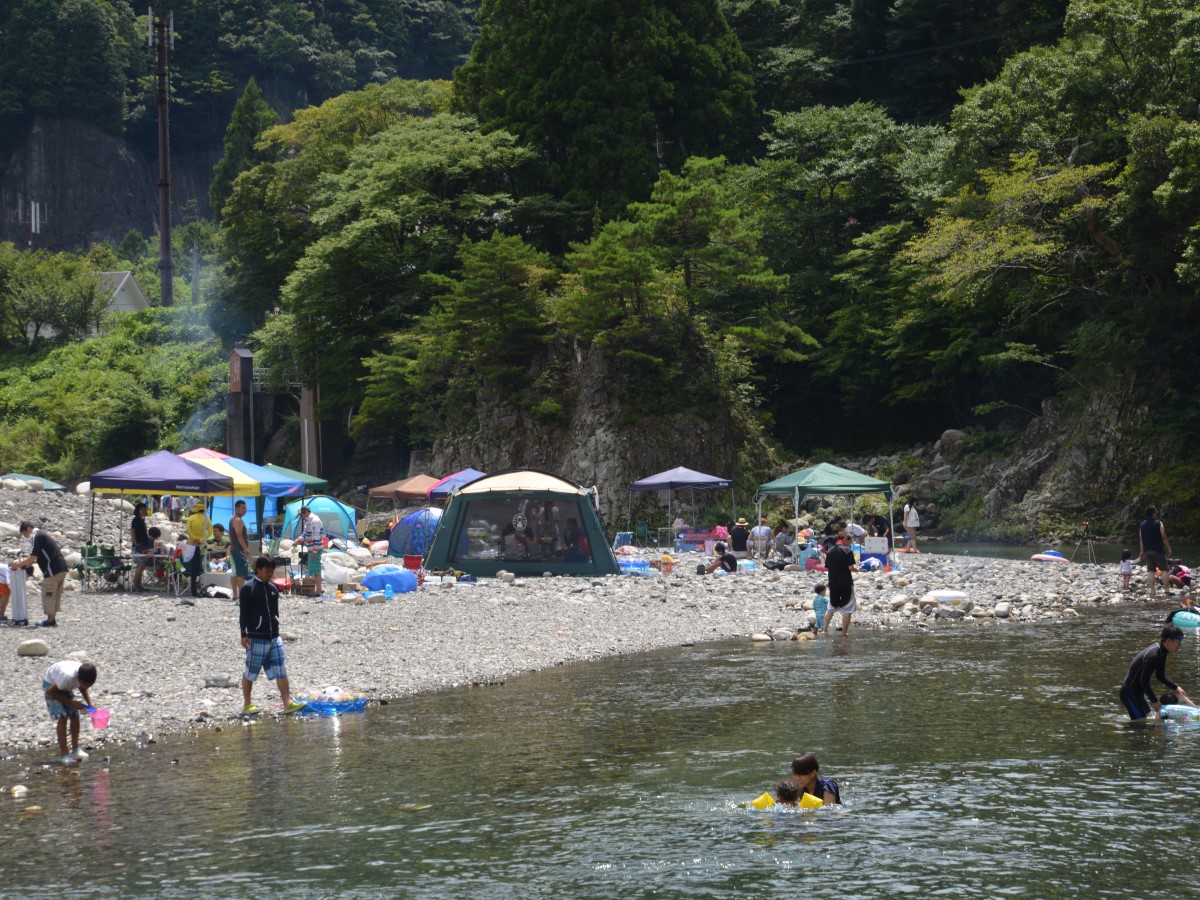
{"left": 5, "top": 605, "right": 1200, "bottom": 897}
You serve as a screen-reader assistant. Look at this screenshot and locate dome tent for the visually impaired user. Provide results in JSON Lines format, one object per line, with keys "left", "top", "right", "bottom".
{"left": 388, "top": 507, "right": 443, "bottom": 558}
{"left": 423, "top": 470, "right": 619, "bottom": 577}
{"left": 273, "top": 495, "right": 359, "bottom": 550}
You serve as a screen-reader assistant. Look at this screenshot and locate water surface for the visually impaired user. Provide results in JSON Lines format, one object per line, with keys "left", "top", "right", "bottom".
{"left": 3, "top": 605, "right": 1198, "bottom": 897}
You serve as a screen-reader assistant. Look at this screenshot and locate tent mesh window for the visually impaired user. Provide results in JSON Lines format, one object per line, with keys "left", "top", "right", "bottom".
{"left": 451, "top": 498, "right": 593, "bottom": 564}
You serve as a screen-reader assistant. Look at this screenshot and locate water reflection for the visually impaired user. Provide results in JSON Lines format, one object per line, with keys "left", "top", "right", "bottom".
{"left": 3, "top": 606, "right": 1200, "bottom": 896}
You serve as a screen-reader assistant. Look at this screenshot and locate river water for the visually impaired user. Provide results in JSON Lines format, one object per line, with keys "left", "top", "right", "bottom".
{"left": 5, "top": 604, "right": 1200, "bottom": 897}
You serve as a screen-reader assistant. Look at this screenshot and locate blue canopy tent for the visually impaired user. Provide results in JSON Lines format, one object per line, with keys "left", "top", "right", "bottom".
{"left": 387, "top": 507, "right": 443, "bottom": 558}
{"left": 628, "top": 465, "right": 734, "bottom": 529}
{"left": 88, "top": 450, "right": 235, "bottom": 546}
{"left": 427, "top": 468, "right": 487, "bottom": 500}
{"left": 207, "top": 457, "right": 305, "bottom": 536}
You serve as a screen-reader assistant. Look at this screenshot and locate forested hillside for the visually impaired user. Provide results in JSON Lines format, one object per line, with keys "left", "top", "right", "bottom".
{"left": 2, "top": 0, "right": 1199, "bottom": 534}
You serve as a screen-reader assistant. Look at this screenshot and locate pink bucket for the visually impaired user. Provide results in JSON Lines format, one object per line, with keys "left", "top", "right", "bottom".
{"left": 89, "top": 709, "right": 111, "bottom": 729}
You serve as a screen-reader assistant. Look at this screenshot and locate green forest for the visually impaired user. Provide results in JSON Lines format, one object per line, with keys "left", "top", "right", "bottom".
{"left": 2, "top": 0, "right": 1199, "bottom": 531}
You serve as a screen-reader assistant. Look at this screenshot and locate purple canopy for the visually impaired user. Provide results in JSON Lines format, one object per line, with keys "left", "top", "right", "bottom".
{"left": 90, "top": 450, "right": 235, "bottom": 495}
{"left": 630, "top": 466, "right": 731, "bottom": 491}
{"left": 427, "top": 467, "right": 487, "bottom": 499}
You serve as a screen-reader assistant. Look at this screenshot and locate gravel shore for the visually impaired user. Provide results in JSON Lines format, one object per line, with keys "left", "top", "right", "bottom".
{"left": 0, "top": 487, "right": 1147, "bottom": 761}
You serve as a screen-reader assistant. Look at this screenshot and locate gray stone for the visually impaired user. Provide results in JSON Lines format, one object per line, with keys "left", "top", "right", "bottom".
{"left": 994, "top": 602, "right": 1011, "bottom": 618}
{"left": 281, "top": 632, "right": 299, "bottom": 642}
{"left": 771, "top": 629, "right": 794, "bottom": 642}
{"left": 750, "top": 633, "right": 772, "bottom": 642}
{"left": 204, "top": 673, "right": 236, "bottom": 688}
{"left": 17, "top": 639, "right": 49, "bottom": 657}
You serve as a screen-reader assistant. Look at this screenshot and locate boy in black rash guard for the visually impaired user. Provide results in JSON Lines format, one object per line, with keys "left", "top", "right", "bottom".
{"left": 1120, "top": 624, "right": 1191, "bottom": 720}
{"left": 239, "top": 556, "right": 306, "bottom": 716}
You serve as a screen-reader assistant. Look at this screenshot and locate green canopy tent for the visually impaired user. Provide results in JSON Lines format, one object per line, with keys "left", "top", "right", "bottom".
{"left": 424, "top": 469, "right": 619, "bottom": 577}
{"left": 754, "top": 462, "right": 895, "bottom": 555}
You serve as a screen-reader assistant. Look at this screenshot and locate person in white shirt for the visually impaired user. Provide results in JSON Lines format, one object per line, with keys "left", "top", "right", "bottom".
{"left": 299, "top": 507, "right": 325, "bottom": 594}
{"left": 902, "top": 498, "right": 920, "bottom": 553}
{"left": 42, "top": 659, "right": 98, "bottom": 765}
{"left": 749, "top": 518, "right": 773, "bottom": 559}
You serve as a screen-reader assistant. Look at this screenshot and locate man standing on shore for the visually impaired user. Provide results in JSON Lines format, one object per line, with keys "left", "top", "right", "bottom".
{"left": 229, "top": 500, "right": 250, "bottom": 600}
{"left": 1120, "top": 624, "right": 1191, "bottom": 720}
{"left": 822, "top": 530, "right": 859, "bottom": 635}
{"left": 14, "top": 521, "right": 68, "bottom": 628}
{"left": 1138, "top": 506, "right": 1172, "bottom": 598}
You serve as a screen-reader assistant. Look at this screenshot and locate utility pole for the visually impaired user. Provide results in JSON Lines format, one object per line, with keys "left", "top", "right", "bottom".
{"left": 151, "top": 3, "right": 174, "bottom": 306}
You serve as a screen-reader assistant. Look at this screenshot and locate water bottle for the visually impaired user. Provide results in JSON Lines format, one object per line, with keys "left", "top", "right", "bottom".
{"left": 384, "top": 583, "right": 394, "bottom": 601}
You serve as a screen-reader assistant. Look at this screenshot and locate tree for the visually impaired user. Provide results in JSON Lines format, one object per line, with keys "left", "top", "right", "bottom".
{"left": 454, "top": 0, "right": 757, "bottom": 216}
{"left": 210, "top": 78, "right": 279, "bottom": 222}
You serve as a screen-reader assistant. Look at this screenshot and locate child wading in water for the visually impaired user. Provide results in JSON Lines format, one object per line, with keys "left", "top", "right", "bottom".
{"left": 42, "top": 659, "right": 97, "bottom": 765}
{"left": 812, "top": 583, "right": 829, "bottom": 634}
{"left": 1119, "top": 549, "right": 1133, "bottom": 591}
{"left": 239, "top": 555, "right": 306, "bottom": 715}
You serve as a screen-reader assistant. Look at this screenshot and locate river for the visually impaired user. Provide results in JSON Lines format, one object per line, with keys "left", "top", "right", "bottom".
{"left": 3, "top": 604, "right": 1198, "bottom": 897}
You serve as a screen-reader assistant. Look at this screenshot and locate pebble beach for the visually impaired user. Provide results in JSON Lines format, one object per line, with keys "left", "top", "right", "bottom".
{"left": 0, "top": 487, "right": 1151, "bottom": 761}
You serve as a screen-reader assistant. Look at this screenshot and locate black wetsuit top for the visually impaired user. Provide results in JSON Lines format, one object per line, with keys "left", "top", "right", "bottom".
{"left": 1123, "top": 641, "right": 1178, "bottom": 706}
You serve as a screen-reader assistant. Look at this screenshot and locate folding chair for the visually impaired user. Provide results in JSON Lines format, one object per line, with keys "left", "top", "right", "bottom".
{"left": 634, "top": 520, "right": 651, "bottom": 547}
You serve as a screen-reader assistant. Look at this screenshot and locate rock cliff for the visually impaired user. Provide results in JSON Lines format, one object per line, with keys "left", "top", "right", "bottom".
{"left": 0, "top": 117, "right": 217, "bottom": 252}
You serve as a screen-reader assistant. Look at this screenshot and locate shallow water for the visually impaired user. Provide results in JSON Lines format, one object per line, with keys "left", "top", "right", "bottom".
{"left": 4, "top": 605, "right": 1200, "bottom": 897}
{"left": 929, "top": 540, "right": 1200, "bottom": 565}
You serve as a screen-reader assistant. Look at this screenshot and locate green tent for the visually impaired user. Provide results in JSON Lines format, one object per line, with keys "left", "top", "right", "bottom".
{"left": 754, "top": 462, "right": 894, "bottom": 536}
{"left": 424, "top": 470, "right": 619, "bottom": 577}
{"left": 261, "top": 463, "right": 328, "bottom": 493}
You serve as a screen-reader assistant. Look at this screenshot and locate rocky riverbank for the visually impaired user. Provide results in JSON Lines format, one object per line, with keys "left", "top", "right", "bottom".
{"left": 2, "top": 486, "right": 1148, "bottom": 762}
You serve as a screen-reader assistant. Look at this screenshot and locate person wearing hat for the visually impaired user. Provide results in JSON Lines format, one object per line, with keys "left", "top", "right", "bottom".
{"left": 184, "top": 502, "right": 213, "bottom": 597}
{"left": 729, "top": 518, "right": 751, "bottom": 559}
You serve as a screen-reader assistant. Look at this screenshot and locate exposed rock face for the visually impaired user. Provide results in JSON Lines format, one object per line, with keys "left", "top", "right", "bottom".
{"left": 0, "top": 117, "right": 217, "bottom": 252}
{"left": 428, "top": 341, "right": 746, "bottom": 523}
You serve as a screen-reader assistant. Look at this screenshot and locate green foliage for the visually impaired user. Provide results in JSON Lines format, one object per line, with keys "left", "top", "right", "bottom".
{"left": 0, "top": 307, "right": 225, "bottom": 481}
{"left": 210, "top": 78, "right": 278, "bottom": 221}
{"left": 0, "top": 244, "right": 111, "bottom": 347}
{"left": 454, "top": 0, "right": 757, "bottom": 216}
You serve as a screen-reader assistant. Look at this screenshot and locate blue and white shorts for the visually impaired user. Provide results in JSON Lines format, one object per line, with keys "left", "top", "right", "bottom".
{"left": 243, "top": 637, "right": 288, "bottom": 681}
{"left": 43, "top": 679, "right": 78, "bottom": 721}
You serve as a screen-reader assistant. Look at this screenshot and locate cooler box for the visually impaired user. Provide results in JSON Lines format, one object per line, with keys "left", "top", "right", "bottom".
{"left": 862, "top": 536, "right": 889, "bottom": 569}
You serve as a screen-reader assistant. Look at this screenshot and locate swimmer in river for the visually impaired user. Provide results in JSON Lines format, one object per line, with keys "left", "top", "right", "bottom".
{"left": 774, "top": 779, "right": 801, "bottom": 807}
{"left": 791, "top": 753, "right": 841, "bottom": 805}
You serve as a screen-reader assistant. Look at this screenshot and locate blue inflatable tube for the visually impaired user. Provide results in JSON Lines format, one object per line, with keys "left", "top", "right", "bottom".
{"left": 1162, "top": 704, "right": 1200, "bottom": 723}
{"left": 1171, "top": 609, "right": 1200, "bottom": 629}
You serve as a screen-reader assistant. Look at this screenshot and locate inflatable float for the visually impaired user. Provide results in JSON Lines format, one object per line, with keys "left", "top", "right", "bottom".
{"left": 1161, "top": 704, "right": 1200, "bottom": 723}
{"left": 1170, "top": 609, "right": 1200, "bottom": 629}
{"left": 1031, "top": 550, "right": 1069, "bottom": 563}
{"left": 750, "top": 791, "right": 823, "bottom": 810}
{"left": 294, "top": 686, "right": 369, "bottom": 716}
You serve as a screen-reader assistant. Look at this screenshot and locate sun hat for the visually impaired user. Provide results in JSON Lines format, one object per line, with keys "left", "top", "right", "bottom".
{"left": 191, "top": 502, "right": 204, "bottom": 512}
{"left": 735, "top": 517, "right": 749, "bottom": 526}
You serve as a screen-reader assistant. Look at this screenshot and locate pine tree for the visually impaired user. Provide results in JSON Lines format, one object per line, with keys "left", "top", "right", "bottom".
{"left": 209, "top": 78, "right": 278, "bottom": 222}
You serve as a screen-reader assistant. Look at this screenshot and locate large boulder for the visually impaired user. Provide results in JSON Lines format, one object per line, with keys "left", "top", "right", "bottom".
{"left": 17, "top": 639, "right": 49, "bottom": 657}
{"left": 934, "top": 429, "right": 969, "bottom": 461}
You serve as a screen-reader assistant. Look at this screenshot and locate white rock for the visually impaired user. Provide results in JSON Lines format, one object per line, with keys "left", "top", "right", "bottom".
{"left": 17, "top": 639, "right": 49, "bottom": 657}
{"left": 65, "top": 551, "right": 82, "bottom": 566}
{"left": 75, "top": 482, "right": 91, "bottom": 494}
{"left": 890, "top": 594, "right": 909, "bottom": 610}
{"left": 771, "top": 629, "right": 794, "bottom": 641}
{"left": 2, "top": 479, "right": 28, "bottom": 491}
{"left": 499, "top": 571, "right": 516, "bottom": 584}
{"left": 26, "top": 480, "right": 43, "bottom": 492}
{"left": 0, "top": 521, "right": 19, "bottom": 537}
{"left": 994, "top": 602, "right": 1011, "bottom": 618}
{"left": 750, "top": 633, "right": 772, "bottom": 642}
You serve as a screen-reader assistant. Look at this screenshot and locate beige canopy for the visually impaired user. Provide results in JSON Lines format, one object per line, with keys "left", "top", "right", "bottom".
{"left": 367, "top": 473, "right": 441, "bottom": 501}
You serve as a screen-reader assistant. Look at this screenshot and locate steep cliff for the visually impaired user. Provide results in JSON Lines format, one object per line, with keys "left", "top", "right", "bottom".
{"left": 0, "top": 117, "right": 217, "bottom": 252}
{"left": 427, "top": 341, "right": 764, "bottom": 524}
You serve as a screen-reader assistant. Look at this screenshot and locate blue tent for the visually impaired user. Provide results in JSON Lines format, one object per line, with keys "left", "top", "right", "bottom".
{"left": 275, "top": 495, "right": 359, "bottom": 547}
{"left": 208, "top": 457, "right": 305, "bottom": 534}
{"left": 388, "top": 507, "right": 443, "bottom": 558}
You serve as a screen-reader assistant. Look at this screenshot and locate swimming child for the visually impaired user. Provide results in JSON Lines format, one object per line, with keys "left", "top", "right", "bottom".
{"left": 43, "top": 659, "right": 98, "bottom": 765}
{"left": 791, "top": 753, "right": 841, "bottom": 805}
{"left": 812, "top": 583, "right": 829, "bottom": 634}
{"left": 774, "top": 779, "right": 801, "bottom": 807}
{"left": 1119, "top": 549, "right": 1133, "bottom": 591}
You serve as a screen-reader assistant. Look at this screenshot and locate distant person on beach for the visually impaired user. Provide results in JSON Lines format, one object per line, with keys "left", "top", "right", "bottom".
{"left": 791, "top": 753, "right": 840, "bottom": 805}
{"left": 14, "top": 521, "right": 68, "bottom": 628}
{"left": 1168, "top": 564, "right": 1192, "bottom": 592}
{"left": 298, "top": 506, "right": 324, "bottom": 596}
{"left": 902, "top": 498, "right": 920, "bottom": 552}
{"left": 812, "top": 583, "right": 829, "bottom": 633}
{"left": 0, "top": 561, "right": 10, "bottom": 622}
{"left": 42, "top": 659, "right": 97, "bottom": 765}
{"left": 1119, "top": 549, "right": 1134, "bottom": 591}
{"left": 239, "top": 556, "right": 306, "bottom": 716}
{"left": 130, "top": 502, "right": 152, "bottom": 591}
{"left": 229, "top": 500, "right": 250, "bottom": 600}
{"left": 1138, "top": 506, "right": 1171, "bottom": 598}
{"left": 1120, "top": 624, "right": 1191, "bottom": 720}
{"left": 822, "top": 531, "right": 858, "bottom": 635}
{"left": 729, "top": 518, "right": 751, "bottom": 559}
{"left": 749, "top": 518, "right": 772, "bottom": 558}
{"left": 184, "top": 503, "right": 212, "bottom": 598}
{"left": 701, "top": 542, "right": 738, "bottom": 574}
